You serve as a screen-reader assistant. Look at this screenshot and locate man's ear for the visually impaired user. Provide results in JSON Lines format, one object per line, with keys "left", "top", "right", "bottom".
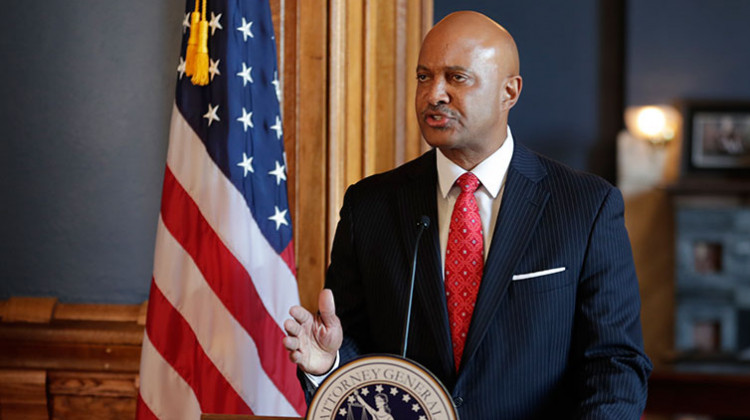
{"left": 501, "top": 75, "right": 523, "bottom": 111}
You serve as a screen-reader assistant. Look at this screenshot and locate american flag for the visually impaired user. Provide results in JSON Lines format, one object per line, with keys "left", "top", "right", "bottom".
{"left": 136, "top": 0, "right": 305, "bottom": 418}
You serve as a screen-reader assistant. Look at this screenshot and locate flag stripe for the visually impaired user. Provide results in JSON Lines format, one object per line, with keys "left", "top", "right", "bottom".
{"left": 139, "top": 1, "right": 304, "bottom": 416}
{"left": 136, "top": 394, "right": 159, "bottom": 420}
{"left": 138, "top": 333, "right": 203, "bottom": 420}
{"left": 160, "top": 166, "right": 305, "bottom": 413}
{"left": 153, "top": 216, "right": 298, "bottom": 415}
{"left": 166, "top": 106, "right": 299, "bottom": 328}
{"left": 146, "top": 281, "right": 253, "bottom": 415}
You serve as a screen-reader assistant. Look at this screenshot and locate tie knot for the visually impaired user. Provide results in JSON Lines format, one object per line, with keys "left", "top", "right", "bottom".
{"left": 456, "top": 172, "right": 480, "bottom": 194}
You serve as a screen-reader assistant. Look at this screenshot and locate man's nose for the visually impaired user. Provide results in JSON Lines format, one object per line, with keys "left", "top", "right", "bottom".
{"left": 424, "top": 79, "right": 449, "bottom": 106}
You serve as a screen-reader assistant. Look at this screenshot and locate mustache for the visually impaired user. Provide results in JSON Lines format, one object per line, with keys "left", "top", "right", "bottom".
{"left": 421, "top": 104, "right": 456, "bottom": 118}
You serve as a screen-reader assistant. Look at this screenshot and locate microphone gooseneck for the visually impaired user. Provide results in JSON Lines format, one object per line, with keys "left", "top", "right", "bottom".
{"left": 401, "top": 215, "right": 431, "bottom": 358}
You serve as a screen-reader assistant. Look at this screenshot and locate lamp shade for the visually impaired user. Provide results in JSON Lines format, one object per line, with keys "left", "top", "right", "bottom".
{"left": 625, "top": 105, "right": 681, "bottom": 144}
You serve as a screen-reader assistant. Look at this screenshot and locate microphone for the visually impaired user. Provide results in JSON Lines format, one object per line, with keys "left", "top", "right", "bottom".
{"left": 401, "top": 215, "right": 431, "bottom": 358}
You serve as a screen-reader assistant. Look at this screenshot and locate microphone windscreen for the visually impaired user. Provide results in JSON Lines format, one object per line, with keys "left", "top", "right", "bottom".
{"left": 419, "top": 215, "right": 430, "bottom": 229}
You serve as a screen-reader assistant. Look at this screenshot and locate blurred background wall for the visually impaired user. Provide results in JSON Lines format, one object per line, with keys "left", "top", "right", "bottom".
{"left": 2, "top": 0, "right": 750, "bottom": 307}
{"left": 0, "top": 0, "right": 182, "bottom": 303}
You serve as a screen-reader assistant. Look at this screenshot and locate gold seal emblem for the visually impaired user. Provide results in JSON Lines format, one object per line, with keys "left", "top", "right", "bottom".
{"left": 307, "top": 355, "right": 459, "bottom": 420}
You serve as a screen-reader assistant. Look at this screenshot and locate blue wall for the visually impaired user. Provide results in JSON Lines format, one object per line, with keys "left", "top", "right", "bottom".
{"left": 626, "top": 0, "right": 750, "bottom": 105}
{"left": 0, "top": 0, "right": 182, "bottom": 303}
{"left": 434, "top": 0, "right": 600, "bottom": 170}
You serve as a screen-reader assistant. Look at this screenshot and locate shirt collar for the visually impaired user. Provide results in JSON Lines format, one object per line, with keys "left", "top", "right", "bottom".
{"left": 437, "top": 126, "right": 515, "bottom": 199}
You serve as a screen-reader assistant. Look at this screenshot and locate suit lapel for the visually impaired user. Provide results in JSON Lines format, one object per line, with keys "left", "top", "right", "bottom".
{"left": 459, "top": 144, "right": 550, "bottom": 372}
{"left": 395, "top": 150, "right": 455, "bottom": 379}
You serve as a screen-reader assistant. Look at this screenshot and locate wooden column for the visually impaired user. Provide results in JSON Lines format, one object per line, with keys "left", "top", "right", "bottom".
{"left": 276, "top": 0, "right": 433, "bottom": 311}
{"left": 329, "top": 0, "right": 432, "bottom": 219}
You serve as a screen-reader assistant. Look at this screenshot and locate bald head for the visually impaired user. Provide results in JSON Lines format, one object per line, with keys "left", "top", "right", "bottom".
{"left": 426, "top": 11, "right": 519, "bottom": 76}
{"left": 415, "top": 11, "right": 523, "bottom": 169}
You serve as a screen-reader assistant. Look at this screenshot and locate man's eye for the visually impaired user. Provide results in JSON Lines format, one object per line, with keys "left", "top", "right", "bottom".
{"left": 416, "top": 74, "right": 428, "bottom": 81}
{"left": 452, "top": 74, "right": 467, "bottom": 82}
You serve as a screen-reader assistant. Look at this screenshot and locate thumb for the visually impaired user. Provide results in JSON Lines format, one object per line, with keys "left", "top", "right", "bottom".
{"left": 317, "top": 288, "right": 338, "bottom": 327}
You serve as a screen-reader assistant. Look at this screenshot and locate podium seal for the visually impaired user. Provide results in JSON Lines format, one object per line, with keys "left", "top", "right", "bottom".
{"left": 307, "top": 355, "right": 459, "bottom": 420}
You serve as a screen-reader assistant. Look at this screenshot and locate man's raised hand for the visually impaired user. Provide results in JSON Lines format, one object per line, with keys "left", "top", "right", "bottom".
{"left": 282, "top": 289, "right": 343, "bottom": 375}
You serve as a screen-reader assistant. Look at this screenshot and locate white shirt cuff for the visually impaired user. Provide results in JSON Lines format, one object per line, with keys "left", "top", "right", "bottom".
{"left": 303, "top": 351, "right": 340, "bottom": 388}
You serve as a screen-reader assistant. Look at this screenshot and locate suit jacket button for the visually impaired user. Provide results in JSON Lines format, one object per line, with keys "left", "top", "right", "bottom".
{"left": 453, "top": 396, "right": 463, "bottom": 407}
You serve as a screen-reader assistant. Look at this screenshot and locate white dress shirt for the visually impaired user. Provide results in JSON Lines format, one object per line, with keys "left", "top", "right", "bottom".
{"left": 436, "top": 127, "right": 514, "bottom": 274}
{"left": 306, "top": 127, "right": 515, "bottom": 386}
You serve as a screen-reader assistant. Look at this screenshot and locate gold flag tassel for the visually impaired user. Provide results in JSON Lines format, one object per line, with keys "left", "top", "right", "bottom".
{"left": 191, "top": 0, "right": 210, "bottom": 86}
{"left": 184, "top": 0, "right": 200, "bottom": 77}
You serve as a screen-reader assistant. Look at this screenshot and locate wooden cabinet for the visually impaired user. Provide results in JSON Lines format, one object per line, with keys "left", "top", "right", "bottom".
{"left": 0, "top": 298, "right": 145, "bottom": 419}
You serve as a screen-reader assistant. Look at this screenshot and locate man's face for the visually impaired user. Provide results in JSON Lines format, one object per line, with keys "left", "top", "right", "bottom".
{"left": 415, "top": 34, "right": 505, "bottom": 154}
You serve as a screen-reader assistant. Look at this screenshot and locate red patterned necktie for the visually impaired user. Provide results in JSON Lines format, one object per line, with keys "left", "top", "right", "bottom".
{"left": 445, "top": 172, "right": 484, "bottom": 371}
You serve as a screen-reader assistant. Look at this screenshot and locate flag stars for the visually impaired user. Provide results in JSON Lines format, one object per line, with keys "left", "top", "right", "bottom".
{"left": 271, "top": 71, "right": 281, "bottom": 102}
{"left": 270, "top": 115, "right": 283, "bottom": 139}
{"left": 338, "top": 408, "right": 347, "bottom": 417}
{"left": 237, "top": 63, "right": 253, "bottom": 86}
{"left": 390, "top": 387, "right": 398, "bottom": 396}
{"left": 237, "top": 107, "right": 253, "bottom": 131}
{"left": 208, "top": 12, "right": 223, "bottom": 35}
{"left": 412, "top": 403, "right": 421, "bottom": 412}
{"left": 209, "top": 58, "right": 221, "bottom": 81}
{"left": 360, "top": 387, "right": 369, "bottom": 396}
{"left": 237, "top": 153, "right": 254, "bottom": 176}
{"left": 237, "top": 17, "right": 254, "bottom": 41}
{"left": 268, "top": 161, "right": 287, "bottom": 185}
{"left": 182, "top": 12, "right": 191, "bottom": 33}
{"left": 269, "top": 206, "right": 289, "bottom": 230}
{"left": 177, "top": 57, "right": 186, "bottom": 79}
{"left": 203, "top": 103, "right": 220, "bottom": 126}
{"left": 375, "top": 385, "right": 383, "bottom": 393}
{"left": 402, "top": 394, "right": 411, "bottom": 403}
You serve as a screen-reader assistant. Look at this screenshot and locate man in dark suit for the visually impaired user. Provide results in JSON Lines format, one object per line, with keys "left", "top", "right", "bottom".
{"left": 283, "top": 11, "right": 652, "bottom": 419}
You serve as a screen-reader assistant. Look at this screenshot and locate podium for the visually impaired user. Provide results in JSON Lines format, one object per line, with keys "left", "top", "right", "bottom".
{"left": 202, "top": 355, "right": 458, "bottom": 420}
{"left": 202, "top": 416, "right": 301, "bottom": 420}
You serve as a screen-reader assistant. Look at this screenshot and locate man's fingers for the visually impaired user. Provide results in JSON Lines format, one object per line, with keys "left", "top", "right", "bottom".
{"left": 283, "top": 318, "right": 302, "bottom": 337}
{"left": 288, "top": 350, "right": 301, "bottom": 364}
{"left": 288, "top": 305, "right": 313, "bottom": 325}
{"left": 317, "top": 289, "right": 339, "bottom": 327}
{"left": 282, "top": 335, "right": 299, "bottom": 351}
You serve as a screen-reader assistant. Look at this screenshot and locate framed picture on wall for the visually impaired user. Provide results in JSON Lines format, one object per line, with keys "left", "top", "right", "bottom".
{"left": 682, "top": 101, "right": 750, "bottom": 177}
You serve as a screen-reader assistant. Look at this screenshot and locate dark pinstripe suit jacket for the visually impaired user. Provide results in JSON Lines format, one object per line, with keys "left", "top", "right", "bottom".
{"left": 322, "top": 144, "right": 652, "bottom": 419}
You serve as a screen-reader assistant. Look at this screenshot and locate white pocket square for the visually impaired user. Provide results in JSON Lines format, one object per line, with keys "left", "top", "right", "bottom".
{"left": 512, "top": 267, "right": 566, "bottom": 281}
